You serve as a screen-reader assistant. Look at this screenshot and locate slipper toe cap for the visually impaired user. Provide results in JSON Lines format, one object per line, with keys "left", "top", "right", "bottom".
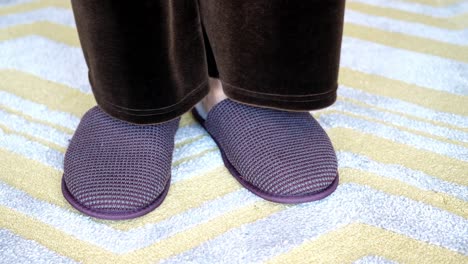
{"left": 205, "top": 99, "right": 338, "bottom": 200}
{"left": 62, "top": 106, "right": 178, "bottom": 218}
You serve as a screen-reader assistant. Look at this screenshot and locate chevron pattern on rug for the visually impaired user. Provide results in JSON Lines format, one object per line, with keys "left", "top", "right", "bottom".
{"left": 0, "top": 0, "right": 467, "bottom": 263}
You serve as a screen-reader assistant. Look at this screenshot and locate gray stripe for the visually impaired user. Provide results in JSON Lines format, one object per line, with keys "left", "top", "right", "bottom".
{"left": 319, "top": 113, "right": 468, "bottom": 161}
{"left": 0, "top": 228, "right": 78, "bottom": 264}
{"left": 0, "top": 0, "right": 34, "bottom": 8}
{"left": 341, "top": 37, "right": 468, "bottom": 95}
{"left": 330, "top": 100, "right": 468, "bottom": 143}
{"left": 337, "top": 151, "right": 468, "bottom": 201}
{"left": 350, "top": 0, "right": 468, "bottom": 17}
{"left": 0, "top": 36, "right": 91, "bottom": 93}
{"left": 165, "top": 184, "right": 468, "bottom": 263}
{"left": 337, "top": 86, "right": 468, "bottom": 128}
{"left": 0, "top": 108, "right": 71, "bottom": 147}
{"left": 0, "top": 126, "right": 64, "bottom": 170}
{"left": 0, "top": 7, "right": 75, "bottom": 29}
{"left": 345, "top": 10, "right": 468, "bottom": 46}
{"left": 0, "top": 179, "right": 257, "bottom": 254}
{"left": 0, "top": 91, "right": 80, "bottom": 130}
{"left": 353, "top": 256, "right": 399, "bottom": 264}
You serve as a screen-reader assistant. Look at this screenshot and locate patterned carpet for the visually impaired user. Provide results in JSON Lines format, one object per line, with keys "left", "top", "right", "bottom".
{"left": 1, "top": 0, "right": 467, "bottom": 263}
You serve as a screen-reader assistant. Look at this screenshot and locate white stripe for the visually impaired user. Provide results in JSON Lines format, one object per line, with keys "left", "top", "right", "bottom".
{"left": 350, "top": 0, "right": 468, "bottom": 17}
{"left": 3, "top": 181, "right": 466, "bottom": 257}
{"left": 1, "top": 118, "right": 464, "bottom": 255}
{"left": 0, "top": 90, "right": 206, "bottom": 147}
{"left": 337, "top": 151, "right": 468, "bottom": 201}
{"left": 329, "top": 100, "right": 468, "bottom": 143}
{"left": 0, "top": 228, "right": 77, "bottom": 264}
{"left": 0, "top": 122, "right": 216, "bottom": 172}
{"left": 0, "top": 7, "right": 74, "bottom": 29}
{"left": 171, "top": 150, "right": 221, "bottom": 184}
{"left": 0, "top": 0, "right": 34, "bottom": 8}
{"left": 341, "top": 37, "right": 468, "bottom": 95}
{"left": 337, "top": 86, "right": 468, "bottom": 129}
{"left": 174, "top": 123, "right": 206, "bottom": 144}
{"left": 0, "top": 126, "right": 63, "bottom": 170}
{"left": 319, "top": 113, "right": 468, "bottom": 161}
{"left": 2, "top": 101, "right": 465, "bottom": 200}
{"left": 0, "top": 91, "right": 81, "bottom": 130}
{"left": 345, "top": 10, "right": 468, "bottom": 46}
{"left": 0, "top": 36, "right": 91, "bottom": 93}
{"left": 0, "top": 108, "right": 71, "bottom": 147}
{"left": 173, "top": 135, "right": 216, "bottom": 163}
{"left": 0, "top": 180, "right": 256, "bottom": 254}
{"left": 165, "top": 184, "right": 468, "bottom": 263}
{"left": 353, "top": 256, "right": 399, "bottom": 264}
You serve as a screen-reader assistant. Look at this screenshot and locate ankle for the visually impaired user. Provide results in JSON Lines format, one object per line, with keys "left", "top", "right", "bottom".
{"left": 201, "top": 78, "right": 228, "bottom": 112}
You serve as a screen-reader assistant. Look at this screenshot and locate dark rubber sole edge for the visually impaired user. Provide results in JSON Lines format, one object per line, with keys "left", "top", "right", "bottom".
{"left": 191, "top": 106, "right": 339, "bottom": 204}
{"left": 61, "top": 177, "right": 170, "bottom": 220}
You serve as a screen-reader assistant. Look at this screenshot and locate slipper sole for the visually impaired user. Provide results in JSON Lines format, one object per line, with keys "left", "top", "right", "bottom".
{"left": 192, "top": 107, "right": 339, "bottom": 204}
{"left": 61, "top": 176, "right": 170, "bottom": 220}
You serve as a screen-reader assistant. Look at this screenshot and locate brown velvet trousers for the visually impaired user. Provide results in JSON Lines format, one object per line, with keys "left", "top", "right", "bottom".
{"left": 71, "top": 0, "right": 346, "bottom": 124}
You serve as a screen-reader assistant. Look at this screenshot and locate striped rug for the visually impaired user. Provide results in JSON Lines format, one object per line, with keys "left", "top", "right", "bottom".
{"left": 1, "top": 0, "right": 467, "bottom": 263}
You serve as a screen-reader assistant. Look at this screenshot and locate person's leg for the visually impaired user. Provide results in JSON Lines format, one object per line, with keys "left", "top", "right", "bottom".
{"left": 63, "top": 0, "right": 209, "bottom": 219}
{"left": 72, "top": 0, "right": 209, "bottom": 124}
{"left": 199, "top": 0, "right": 345, "bottom": 111}
{"left": 194, "top": 0, "right": 345, "bottom": 202}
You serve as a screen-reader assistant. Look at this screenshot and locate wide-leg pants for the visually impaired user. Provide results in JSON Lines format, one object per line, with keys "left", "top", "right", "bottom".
{"left": 71, "top": 0, "right": 346, "bottom": 124}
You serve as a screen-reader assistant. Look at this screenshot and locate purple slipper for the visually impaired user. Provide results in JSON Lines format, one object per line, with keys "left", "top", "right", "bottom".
{"left": 62, "top": 106, "right": 179, "bottom": 220}
{"left": 192, "top": 99, "right": 339, "bottom": 203}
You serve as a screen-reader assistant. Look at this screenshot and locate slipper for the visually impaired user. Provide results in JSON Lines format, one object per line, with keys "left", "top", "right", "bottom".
{"left": 192, "top": 99, "right": 338, "bottom": 203}
{"left": 62, "top": 106, "right": 179, "bottom": 220}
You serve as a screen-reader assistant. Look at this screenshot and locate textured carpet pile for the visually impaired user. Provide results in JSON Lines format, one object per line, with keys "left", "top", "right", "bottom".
{"left": 0, "top": 0, "right": 467, "bottom": 263}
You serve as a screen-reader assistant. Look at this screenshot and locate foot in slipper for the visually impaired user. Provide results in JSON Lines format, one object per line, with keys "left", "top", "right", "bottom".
{"left": 193, "top": 99, "right": 338, "bottom": 203}
{"left": 62, "top": 106, "right": 179, "bottom": 220}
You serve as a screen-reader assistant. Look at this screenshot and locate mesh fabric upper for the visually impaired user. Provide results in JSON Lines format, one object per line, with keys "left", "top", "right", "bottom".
{"left": 205, "top": 100, "right": 337, "bottom": 196}
{"left": 63, "top": 106, "right": 179, "bottom": 213}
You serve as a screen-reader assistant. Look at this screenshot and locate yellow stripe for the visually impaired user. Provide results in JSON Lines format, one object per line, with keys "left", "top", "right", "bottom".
{"left": 0, "top": 146, "right": 226, "bottom": 230}
{"left": 107, "top": 166, "right": 234, "bottom": 231}
{"left": 347, "top": 2, "right": 468, "bottom": 29}
{"left": 0, "top": 201, "right": 284, "bottom": 263}
{"left": 179, "top": 113, "right": 195, "bottom": 127}
{"left": 2, "top": 152, "right": 465, "bottom": 262}
{"left": 0, "top": 206, "right": 115, "bottom": 264}
{"left": 344, "top": 23, "right": 468, "bottom": 62}
{"left": 123, "top": 201, "right": 284, "bottom": 262}
{"left": 0, "top": 70, "right": 95, "bottom": 118}
{"left": 0, "top": 104, "right": 74, "bottom": 134}
{"left": 0, "top": 148, "right": 68, "bottom": 208}
{"left": 0, "top": 21, "right": 79, "bottom": 46}
{"left": 339, "top": 68, "right": 468, "bottom": 116}
{"left": 172, "top": 147, "right": 218, "bottom": 167}
{"left": 399, "top": 0, "right": 464, "bottom": 7}
{"left": 175, "top": 134, "right": 206, "bottom": 148}
{"left": 0, "top": 123, "right": 65, "bottom": 152}
{"left": 5, "top": 25, "right": 466, "bottom": 119}
{"left": 4, "top": 19, "right": 467, "bottom": 66}
{"left": 266, "top": 223, "right": 467, "bottom": 264}
{"left": 340, "top": 168, "right": 468, "bottom": 218}
{"left": 2, "top": 123, "right": 466, "bottom": 230}
{"left": 317, "top": 108, "right": 468, "bottom": 148}
{"left": 328, "top": 127, "right": 468, "bottom": 186}
{"left": 0, "top": 70, "right": 197, "bottom": 128}
{"left": 5, "top": 24, "right": 465, "bottom": 118}
{"left": 338, "top": 96, "right": 468, "bottom": 133}
{"left": 0, "top": 0, "right": 70, "bottom": 16}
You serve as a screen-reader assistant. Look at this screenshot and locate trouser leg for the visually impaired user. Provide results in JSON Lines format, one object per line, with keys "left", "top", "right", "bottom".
{"left": 71, "top": 0, "right": 210, "bottom": 124}
{"left": 199, "top": 0, "right": 346, "bottom": 111}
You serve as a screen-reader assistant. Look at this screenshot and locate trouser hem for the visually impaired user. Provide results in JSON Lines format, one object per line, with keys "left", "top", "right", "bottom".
{"left": 94, "top": 81, "right": 210, "bottom": 124}
{"left": 222, "top": 81, "right": 338, "bottom": 112}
